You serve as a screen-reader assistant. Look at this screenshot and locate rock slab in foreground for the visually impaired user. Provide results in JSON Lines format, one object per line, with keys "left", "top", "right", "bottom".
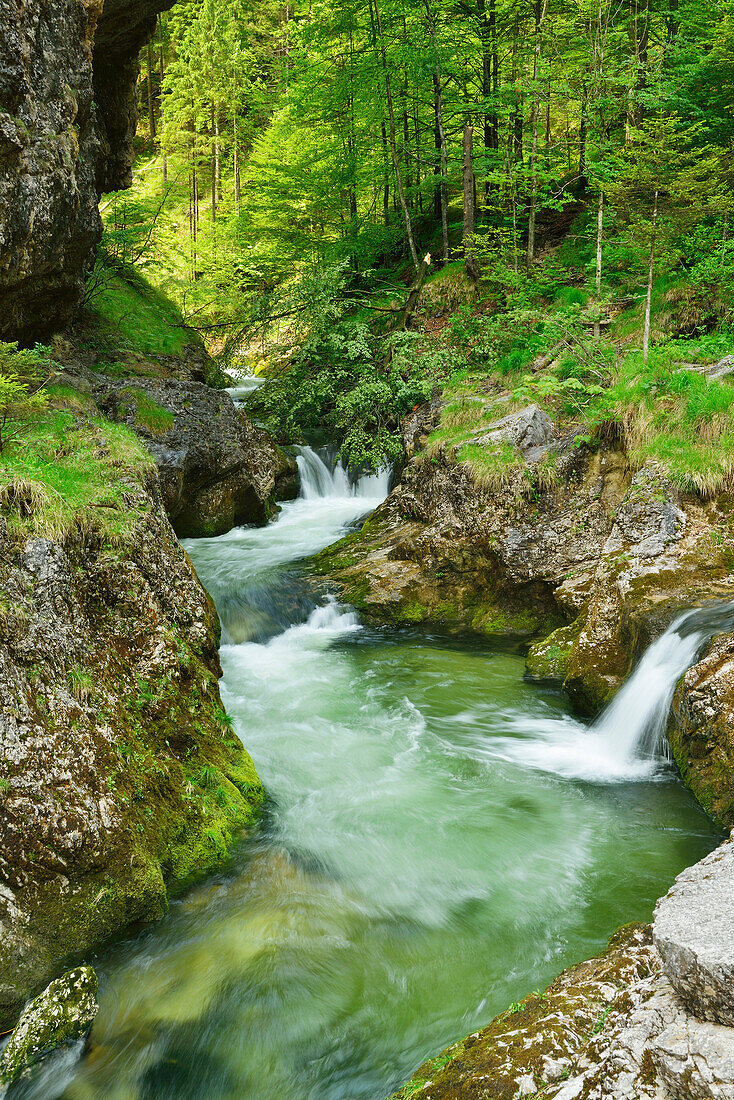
{"left": 0, "top": 967, "right": 98, "bottom": 1086}
{"left": 654, "top": 835, "right": 734, "bottom": 1027}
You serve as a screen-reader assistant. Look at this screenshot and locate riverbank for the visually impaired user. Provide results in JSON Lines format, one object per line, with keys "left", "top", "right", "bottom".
{"left": 23, "top": 450, "right": 717, "bottom": 1100}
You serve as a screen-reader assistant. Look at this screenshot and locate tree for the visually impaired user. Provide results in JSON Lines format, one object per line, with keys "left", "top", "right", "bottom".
{"left": 0, "top": 345, "right": 50, "bottom": 455}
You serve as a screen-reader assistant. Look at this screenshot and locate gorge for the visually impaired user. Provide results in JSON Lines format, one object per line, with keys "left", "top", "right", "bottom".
{"left": 1, "top": 0, "right": 734, "bottom": 1097}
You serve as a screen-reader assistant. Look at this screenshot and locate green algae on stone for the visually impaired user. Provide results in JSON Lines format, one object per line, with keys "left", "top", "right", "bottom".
{"left": 526, "top": 619, "right": 583, "bottom": 684}
{"left": 0, "top": 967, "right": 98, "bottom": 1086}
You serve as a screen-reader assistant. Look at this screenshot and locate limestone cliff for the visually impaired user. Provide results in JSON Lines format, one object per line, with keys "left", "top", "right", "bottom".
{"left": 0, "top": 0, "right": 174, "bottom": 341}
{"left": 0, "top": 407, "right": 264, "bottom": 1029}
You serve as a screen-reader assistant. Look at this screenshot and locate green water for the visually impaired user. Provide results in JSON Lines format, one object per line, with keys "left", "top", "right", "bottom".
{"left": 44, "top": 483, "right": 720, "bottom": 1100}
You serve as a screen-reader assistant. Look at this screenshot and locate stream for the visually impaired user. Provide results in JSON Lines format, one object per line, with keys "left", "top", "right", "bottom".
{"left": 43, "top": 450, "right": 721, "bottom": 1100}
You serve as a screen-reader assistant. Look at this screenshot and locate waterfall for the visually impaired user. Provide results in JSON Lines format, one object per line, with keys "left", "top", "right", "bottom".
{"left": 496, "top": 600, "right": 734, "bottom": 782}
{"left": 226, "top": 374, "right": 264, "bottom": 405}
{"left": 591, "top": 603, "right": 734, "bottom": 764}
{"left": 296, "top": 446, "right": 390, "bottom": 501}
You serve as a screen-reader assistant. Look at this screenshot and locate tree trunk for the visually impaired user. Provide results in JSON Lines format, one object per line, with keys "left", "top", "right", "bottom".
{"left": 425, "top": 0, "right": 449, "bottom": 260}
{"left": 374, "top": 0, "right": 419, "bottom": 269}
{"left": 159, "top": 15, "right": 167, "bottom": 182}
{"left": 579, "top": 77, "right": 588, "bottom": 183}
{"left": 210, "top": 105, "right": 216, "bottom": 223}
{"left": 526, "top": 0, "right": 549, "bottom": 269}
{"left": 594, "top": 188, "right": 604, "bottom": 337}
{"left": 147, "top": 43, "right": 156, "bottom": 145}
{"left": 642, "top": 188, "right": 658, "bottom": 364}
{"left": 381, "top": 120, "right": 390, "bottom": 225}
{"left": 463, "top": 124, "right": 480, "bottom": 283}
{"left": 234, "top": 115, "right": 240, "bottom": 213}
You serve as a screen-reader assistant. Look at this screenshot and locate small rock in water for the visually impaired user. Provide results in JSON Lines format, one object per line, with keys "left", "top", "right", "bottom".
{"left": 0, "top": 966, "right": 98, "bottom": 1087}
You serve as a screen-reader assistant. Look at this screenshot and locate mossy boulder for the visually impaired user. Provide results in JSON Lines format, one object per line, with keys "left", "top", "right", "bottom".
{"left": 525, "top": 620, "right": 582, "bottom": 684}
{"left": 669, "top": 631, "right": 734, "bottom": 829}
{"left": 0, "top": 967, "right": 98, "bottom": 1087}
{"left": 71, "top": 372, "right": 298, "bottom": 538}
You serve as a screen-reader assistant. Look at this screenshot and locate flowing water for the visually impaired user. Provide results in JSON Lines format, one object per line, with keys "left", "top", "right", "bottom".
{"left": 30, "top": 449, "right": 724, "bottom": 1100}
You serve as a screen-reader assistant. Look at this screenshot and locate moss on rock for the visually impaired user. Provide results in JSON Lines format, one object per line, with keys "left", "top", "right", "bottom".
{"left": 387, "top": 924, "right": 657, "bottom": 1100}
{"left": 0, "top": 406, "right": 264, "bottom": 1028}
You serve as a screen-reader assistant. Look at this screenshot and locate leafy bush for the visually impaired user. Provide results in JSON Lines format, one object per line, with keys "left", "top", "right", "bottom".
{"left": 0, "top": 343, "right": 52, "bottom": 455}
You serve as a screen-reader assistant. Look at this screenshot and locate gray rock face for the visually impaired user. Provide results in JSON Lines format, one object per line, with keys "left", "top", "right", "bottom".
{"left": 92, "top": 376, "right": 299, "bottom": 537}
{"left": 654, "top": 1013, "right": 734, "bottom": 1100}
{"left": 0, "top": 0, "right": 174, "bottom": 341}
{"left": 0, "top": 966, "right": 98, "bottom": 1086}
{"left": 473, "top": 404, "right": 555, "bottom": 459}
{"left": 653, "top": 837, "right": 734, "bottom": 1027}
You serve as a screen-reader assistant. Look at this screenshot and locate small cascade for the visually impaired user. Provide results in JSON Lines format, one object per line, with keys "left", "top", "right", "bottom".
{"left": 296, "top": 446, "right": 390, "bottom": 501}
{"left": 594, "top": 600, "right": 734, "bottom": 766}
{"left": 226, "top": 374, "right": 264, "bottom": 405}
{"left": 495, "top": 599, "right": 734, "bottom": 783}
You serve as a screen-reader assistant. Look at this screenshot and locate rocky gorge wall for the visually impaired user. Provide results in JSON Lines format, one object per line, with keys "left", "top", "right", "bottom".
{"left": 0, "top": 412, "right": 265, "bottom": 1029}
{"left": 0, "top": 0, "right": 174, "bottom": 342}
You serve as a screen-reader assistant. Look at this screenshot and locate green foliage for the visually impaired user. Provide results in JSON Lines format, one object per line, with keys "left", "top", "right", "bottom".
{"left": 0, "top": 343, "right": 52, "bottom": 455}
{"left": 86, "top": 257, "right": 191, "bottom": 357}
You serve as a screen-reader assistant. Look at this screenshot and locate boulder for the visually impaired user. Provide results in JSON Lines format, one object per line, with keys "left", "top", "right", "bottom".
{"left": 653, "top": 1013, "right": 734, "bottom": 1100}
{"left": 0, "top": 967, "right": 98, "bottom": 1086}
{"left": 471, "top": 404, "right": 556, "bottom": 460}
{"left": 92, "top": 377, "right": 299, "bottom": 537}
{"left": 653, "top": 837, "right": 734, "bottom": 1027}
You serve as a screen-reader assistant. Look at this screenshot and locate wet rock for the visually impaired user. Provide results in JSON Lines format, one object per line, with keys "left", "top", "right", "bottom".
{"left": 653, "top": 837, "right": 734, "bottom": 1026}
{"left": 0, "top": 0, "right": 174, "bottom": 341}
{"left": 670, "top": 634, "right": 734, "bottom": 829}
{"left": 92, "top": 377, "right": 298, "bottom": 537}
{"left": 0, "top": 967, "right": 98, "bottom": 1087}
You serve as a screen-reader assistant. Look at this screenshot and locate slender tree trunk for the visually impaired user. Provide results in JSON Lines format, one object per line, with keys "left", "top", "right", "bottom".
{"left": 594, "top": 188, "right": 604, "bottom": 336}
{"left": 425, "top": 0, "right": 449, "bottom": 260}
{"left": 463, "top": 124, "right": 480, "bottom": 282}
{"left": 511, "top": 33, "right": 523, "bottom": 164}
{"left": 579, "top": 77, "right": 588, "bottom": 183}
{"left": 159, "top": 15, "right": 167, "bottom": 183}
{"left": 147, "top": 43, "right": 156, "bottom": 145}
{"left": 381, "top": 120, "right": 390, "bottom": 225}
{"left": 374, "top": 0, "right": 419, "bottom": 269}
{"left": 642, "top": 188, "right": 658, "bottom": 364}
{"left": 527, "top": 0, "right": 549, "bottom": 269}
{"left": 210, "top": 104, "right": 216, "bottom": 223}
{"left": 215, "top": 113, "right": 221, "bottom": 203}
{"left": 234, "top": 114, "right": 240, "bottom": 213}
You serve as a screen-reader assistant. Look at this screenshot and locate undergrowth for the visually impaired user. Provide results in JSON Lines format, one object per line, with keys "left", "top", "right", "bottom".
{"left": 0, "top": 398, "right": 154, "bottom": 545}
